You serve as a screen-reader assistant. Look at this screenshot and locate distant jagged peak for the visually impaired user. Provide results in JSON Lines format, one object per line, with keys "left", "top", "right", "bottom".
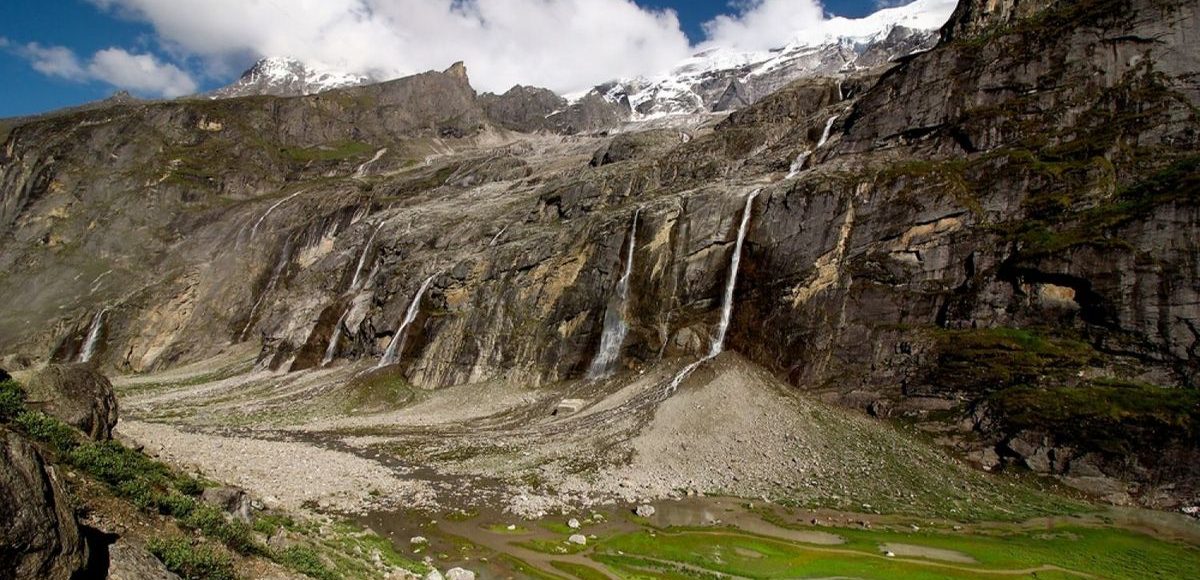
{"left": 568, "top": 0, "right": 956, "bottom": 120}
{"left": 208, "top": 56, "right": 371, "bottom": 99}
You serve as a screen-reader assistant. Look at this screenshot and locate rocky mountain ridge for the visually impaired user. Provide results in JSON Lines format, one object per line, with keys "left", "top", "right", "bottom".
{"left": 584, "top": 0, "right": 954, "bottom": 118}
{"left": 0, "top": 0, "right": 1196, "bottom": 512}
{"left": 207, "top": 56, "right": 371, "bottom": 99}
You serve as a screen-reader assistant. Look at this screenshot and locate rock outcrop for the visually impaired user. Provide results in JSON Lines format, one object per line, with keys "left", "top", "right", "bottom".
{"left": 0, "top": 0, "right": 1196, "bottom": 507}
{"left": 24, "top": 364, "right": 119, "bottom": 441}
{"left": 0, "top": 428, "right": 88, "bottom": 580}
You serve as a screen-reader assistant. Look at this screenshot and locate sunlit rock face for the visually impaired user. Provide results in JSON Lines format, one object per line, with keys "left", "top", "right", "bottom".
{"left": 0, "top": 0, "right": 1197, "bottom": 507}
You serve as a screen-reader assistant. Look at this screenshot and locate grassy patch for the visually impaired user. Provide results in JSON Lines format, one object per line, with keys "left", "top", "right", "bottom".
{"left": 282, "top": 140, "right": 375, "bottom": 163}
{"left": 147, "top": 537, "right": 236, "bottom": 580}
{"left": 990, "top": 381, "right": 1199, "bottom": 455}
{"left": 929, "top": 327, "right": 1098, "bottom": 395}
{"left": 594, "top": 524, "right": 1200, "bottom": 580}
{"left": 549, "top": 560, "right": 610, "bottom": 580}
{"left": 341, "top": 367, "right": 416, "bottom": 414}
{"left": 0, "top": 380, "right": 25, "bottom": 421}
{"left": 517, "top": 538, "right": 588, "bottom": 555}
{"left": 14, "top": 411, "right": 81, "bottom": 453}
{"left": 276, "top": 545, "right": 338, "bottom": 580}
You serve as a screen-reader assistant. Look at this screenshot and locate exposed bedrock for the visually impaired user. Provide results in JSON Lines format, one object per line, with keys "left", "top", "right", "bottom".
{"left": 0, "top": 0, "right": 1196, "bottom": 506}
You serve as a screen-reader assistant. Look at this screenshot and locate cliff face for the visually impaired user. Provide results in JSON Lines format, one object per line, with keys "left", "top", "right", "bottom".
{"left": 0, "top": 0, "right": 1196, "bottom": 507}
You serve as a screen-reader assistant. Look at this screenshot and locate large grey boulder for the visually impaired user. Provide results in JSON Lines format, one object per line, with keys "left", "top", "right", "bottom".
{"left": 0, "top": 428, "right": 88, "bottom": 580}
{"left": 24, "top": 364, "right": 118, "bottom": 441}
{"left": 200, "top": 486, "right": 254, "bottom": 522}
{"left": 107, "top": 539, "right": 180, "bottom": 580}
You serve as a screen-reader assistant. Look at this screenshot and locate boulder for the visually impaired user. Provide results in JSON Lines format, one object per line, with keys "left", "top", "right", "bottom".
{"left": 200, "top": 486, "right": 253, "bottom": 522}
{"left": 445, "top": 568, "right": 475, "bottom": 580}
{"left": 567, "top": 518, "right": 581, "bottom": 529}
{"left": 24, "top": 364, "right": 118, "bottom": 441}
{"left": 554, "top": 399, "right": 586, "bottom": 416}
{"left": 635, "top": 504, "right": 656, "bottom": 518}
{"left": 424, "top": 570, "right": 445, "bottom": 580}
{"left": 107, "top": 539, "right": 180, "bottom": 580}
{"left": 0, "top": 428, "right": 88, "bottom": 580}
{"left": 568, "top": 534, "right": 587, "bottom": 545}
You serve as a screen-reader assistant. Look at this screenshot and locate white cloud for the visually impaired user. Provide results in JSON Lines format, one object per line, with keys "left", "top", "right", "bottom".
{"left": 702, "top": 0, "right": 956, "bottom": 52}
{"left": 88, "top": 0, "right": 694, "bottom": 95}
{"left": 20, "top": 43, "right": 87, "bottom": 79}
{"left": 15, "top": 42, "right": 196, "bottom": 97}
{"left": 88, "top": 48, "right": 197, "bottom": 97}
{"left": 702, "top": 0, "right": 827, "bottom": 52}
{"left": 13, "top": 0, "right": 955, "bottom": 99}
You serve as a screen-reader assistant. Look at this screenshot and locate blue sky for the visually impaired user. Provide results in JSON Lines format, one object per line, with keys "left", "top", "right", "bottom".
{"left": 0, "top": 0, "right": 912, "bottom": 117}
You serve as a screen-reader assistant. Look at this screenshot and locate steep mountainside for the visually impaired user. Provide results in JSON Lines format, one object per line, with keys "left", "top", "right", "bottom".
{"left": 0, "top": 0, "right": 1196, "bottom": 512}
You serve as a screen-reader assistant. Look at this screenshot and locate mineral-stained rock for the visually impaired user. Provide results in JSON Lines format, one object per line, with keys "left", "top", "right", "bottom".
{"left": 0, "top": 428, "right": 87, "bottom": 580}
{"left": 23, "top": 364, "right": 118, "bottom": 441}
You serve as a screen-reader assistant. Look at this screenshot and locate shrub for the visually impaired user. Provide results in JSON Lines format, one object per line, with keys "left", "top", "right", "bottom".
{"left": 147, "top": 537, "right": 236, "bottom": 580}
{"left": 276, "top": 545, "right": 337, "bottom": 580}
{"left": 158, "top": 492, "right": 199, "bottom": 519}
{"left": 68, "top": 440, "right": 171, "bottom": 488}
{"left": 0, "top": 380, "right": 25, "bottom": 421}
{"left": 15, "top": 411, "right": 80, "bottom": 453}
{"left": 181, "top": 503, "right": 258, "bottom": 555}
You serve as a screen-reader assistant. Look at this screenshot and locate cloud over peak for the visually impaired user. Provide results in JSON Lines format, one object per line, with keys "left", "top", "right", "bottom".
{"left": 15, "top": 42, "right": 197, "bottom": 98}
{"left": 9, "top": 1, "right": 954, "bottom": 101}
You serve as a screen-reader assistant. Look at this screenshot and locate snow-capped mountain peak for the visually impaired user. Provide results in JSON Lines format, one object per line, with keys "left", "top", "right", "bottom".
{"left": 208, "top": 57, "right": 370, "bottom": 99}
{"left": 578, "top": 0, "right": 957, "bottom": 119}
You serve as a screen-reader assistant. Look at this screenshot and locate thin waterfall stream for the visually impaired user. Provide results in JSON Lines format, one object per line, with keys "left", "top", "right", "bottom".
{"left": 667, "top": 189, "right": 760, "bottom": 391}
{"left": 321, "top": 308, "right": 352, "bottom": 367}
{"left": 816, "top": 115, "right": 838, "bottom": 149}
{"left": 350, "top": 223, "right": 383, "bottom": 291}
{"left": 378, "top": 273, "right": 439, "bottom": 368}
{"left": 586, "top": 209, "right": 640, "bottom": 379}
{"left": 79, "top": 308, "right": 108, "bottom": 363}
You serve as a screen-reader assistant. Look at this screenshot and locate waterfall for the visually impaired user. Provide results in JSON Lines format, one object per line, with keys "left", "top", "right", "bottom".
{"left": 239, "top": 235, "right": 296, "bottom": 341}
{"left": 250, "top": 189, "right": 305, "bottom": 240}
{"left": 816, "top": 115, "right": 838, "bottom": 149}
{"left": 586, "top": 210, "right": 640, "bottom": 379}
{"left": 350, "top": 223, "right": 383, "bottom": 291}
{"left": 786, "top": 151, "right": 811, "bottom": 179}
{"left": 354, "top": 148, "right": 388, "bottom": 178}
{"left": 321, "top": 307, "right": 352, "bottom": 367}
{"left": 79, "top": 308, "right": 108, "bottom": 363}
{"left": 710, "top": 189, "right": 758, "bottom": 357}
{"left": 666, "top": 189, "right": 759, "bottom": 390}
{"left": 837, "top": 80, "right": 844, "bottom": 101}
{"left": 377, "top": 273, "right": 438, "bottom": 368}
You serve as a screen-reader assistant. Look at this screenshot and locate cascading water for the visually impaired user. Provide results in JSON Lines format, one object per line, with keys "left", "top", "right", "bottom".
{"left": 239, "top": 235, "right": 296, "bottom": 341}
{"left": 354, "top": 148, "right": 388, "bottom": 178}
{"left": 586, "top": 210, "right": 640, "bottom": 379}
{"left": 816, "top": 115, "right": 838, "bottom": 149}
{"left": 786, "top": 151, "right": 811, "bottom": 179}
{"left": 667, "top": 189, "right": 759, "bottom": 391}
{"left": 837, "top": 80, "right": 844, "bottom": 101}
{"left": 250, "top": 189, "right": 305, "bottom": 240}
{"left": 377, "top": 273, "right": 438, "bottom": 368}
{"left": 79, "top": 308, "right": 108, "bottom": 363}
{"left": 321, "top": 307, "right": 352, "bottom": 367}
{"left": 350, "top": 223, "right": 383, "bottom": 290}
